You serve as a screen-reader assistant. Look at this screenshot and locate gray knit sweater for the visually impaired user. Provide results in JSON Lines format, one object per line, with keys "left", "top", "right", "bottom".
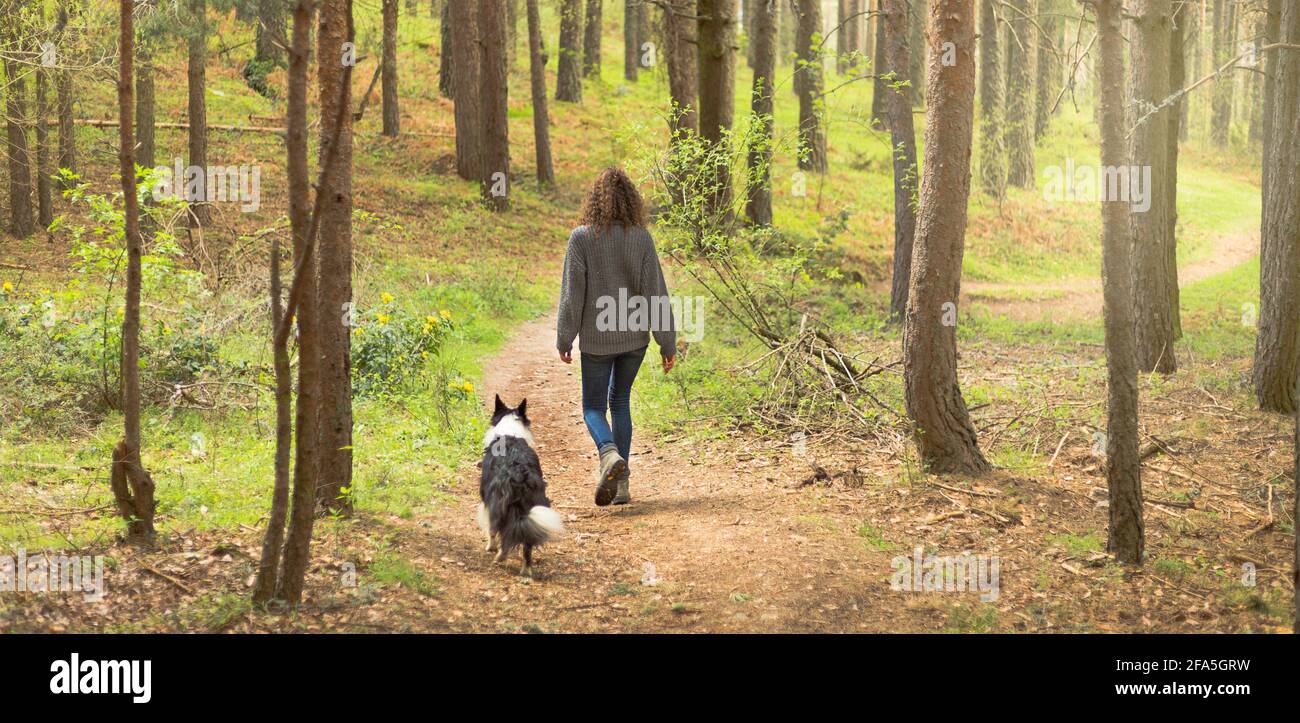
{"left": 556, "top": 224, "right": 677, "bottom": 357}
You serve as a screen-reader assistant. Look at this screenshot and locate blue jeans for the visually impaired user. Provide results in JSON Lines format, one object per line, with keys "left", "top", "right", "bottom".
{"left": 579, "top": 345, "right": 648, "bottom": 463}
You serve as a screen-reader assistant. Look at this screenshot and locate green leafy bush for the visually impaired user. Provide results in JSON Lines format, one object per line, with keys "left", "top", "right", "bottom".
{"left": 351, "top": 294, "right": 456, "bottom": 398}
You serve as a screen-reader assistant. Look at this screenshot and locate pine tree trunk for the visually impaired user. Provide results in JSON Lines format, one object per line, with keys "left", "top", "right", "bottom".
{"left": 4, "top": 51, "right": 35, "bottom": 238}
{"left": 870, "top": 0, "right": 886, "bottom": 124}
{"left": 187, "top": 0, "right": 210, "bottom": 228}
{"left": 275, "top": 0, "right": 321, "bottom": 603}
{"left": 977, "top": 0, "right": 1005, "bottom": 198}
{"left": 254, "top": 0, "right": 315, "bottom": 606}
{"left": 1253, "top": 0, "right": 1300, "bottom": 413}
{"left": 1129, "top": 0, "right": 1177, "bottom": 375}
{"left": 35, "top": 58, "right": 53, "bottom": 228}
{"left": 525, "top": 0, "right": 555, "bottom": 184}
{"left": 1210, "top": 0, "right": 1236, "bottom": 145}
{"left": 1033, "top": 8, "right": 1058, "bottom": 139}
{"left": 136, "top": 41, "right": 156, "bottom": 171}
{"left": 314, "top": 0, "right": 355, "bottom": 519}
{"left": 382, "top": 0, "right": 400, "bottom": 136}
{"left": 794, "top": 0, "right": 827, "bottom": 172}
{"left": 584, "top": 0, "right": 603, "bottom": 77}
{"left": 624, "top": 0, "right": 640, "bottom": 80}
{"left": 1004, "top": 0, "right": 1035, "bottom": 188}
{"left": 1167, "top": 1, "right": 1186, "bottom": 339}
{"left": 508, "top": 0, "right": 519, "bottom": 69}
{"left": 1096, "top": 0, "right": 1143, "bottom": 565}
{"left": 452, "top": 0, "right": 483, "bottom": 180}
{"left": 112, "top": 0, "right": 157, "bottom": 543}
{"left": 57, "top": 52, "right": 76, "bottom": 188}
{"left": 745, "top": 0, "right": 776, "bottom": 226}
{"left": 662, "top": 0, "right": 699, "bottom": 136}
{"left": 698, "top": 0, "right": 737, "bottom": 215}
{"left": 907, "top": 0, "right": 925, "bottom": 102}
{"left": 883, "top": 0, "right": 916, "bottom": 322}
{"left": 836, "top": 0, "right": 848, "bottom": 73}
{"left": 480, "top": 0, "right": 510, "bottom": 210}
{"left": 901, "top": 0, "right": 989, "bottom": 475}
{"left": 439, "top": 0, "right": 455, "bottom": 98}
{"left": 557, "top": 0, "right": 584, "bottom": 101}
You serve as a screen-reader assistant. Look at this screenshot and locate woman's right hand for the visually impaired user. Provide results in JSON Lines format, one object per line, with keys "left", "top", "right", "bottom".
{"left": 662, "top": 355, "right": 676, "bottom": 373}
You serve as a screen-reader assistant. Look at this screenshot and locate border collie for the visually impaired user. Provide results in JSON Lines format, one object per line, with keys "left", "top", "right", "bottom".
{"left": 478, "top": 395, "right": 565, "bottom": 577}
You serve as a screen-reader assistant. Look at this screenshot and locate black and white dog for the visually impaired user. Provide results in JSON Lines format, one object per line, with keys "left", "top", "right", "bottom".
{"left": 478, "top": 395, "right": 565, "bottom": 577}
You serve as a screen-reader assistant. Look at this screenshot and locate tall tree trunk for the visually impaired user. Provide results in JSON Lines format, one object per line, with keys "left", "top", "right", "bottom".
{"left": 794, "top": 0, "right": 827, "bottom": 172}
{"left": 314, "top": 0, "right": 355, "bottom": 519}
{"left": 187, "top": 0, "right": 210, "bottom": 229}
{"left": 254, "top": 0, "right": 315, "bottom": 606}
{"left": 745, "top": 0, "right": 776, "bottom": 226}
{"left": 901, "top": 0, "right": 990, "bottom": 475}
{"left": 508, "top": 0, "right": 520, "bottom": 69}
{"left": 1096, "top": 0, "right": 1143, "bottom": 565}
{"left": 978, "top": 0, "right": 1005, "bottom": 198}
{"left": 1004, "top": 0, "right": 1035, "bottom": 188}
{"left": 662, "top": 0, "right": 699, "bottom": 136}
{"left": 870, "top": 0, "right": 886, "bottom": 124}
{"left": 4, "top": 52, "right": 35, "bottom": 238}
{"left": 624, "top": 0, "right": 640, "bottom": 80}
{"left": 525, "top": 0, "right": 555, "bottom": 184}
{"left": 1210, "top": 0, "right": 1236, "bottom": 145}
{"left": 557, "top": 0, "right": 584, "bottom": 101}
{"left": 1167, "top": 0, "right": 1185, "bottom": 339}
{"left": 110, "top": 0, "right": 157, "bottom": 543}
{"left": 452, "top": 0, "right": 483, "bottom": 180}
{"left": 35, "top": 55, "right": 53, "bottom": 228}
{"left": 480, "top": 0, "right": 510, "bottom": 210}
{"left": 1129, "top": 0, "right": 1177, "bottom": 375}
{"left": 382, "top": 0, "right": 400, "bottom": 136}
{"left": 836, "top": 0, "right": 849, "bottom": 73}
{"left": 1034, "top": 5, "right": 1059, "bottom": 139}
{"left": 1254, "top": 0, "right": 1299, "bottom": 413}
{"left": 439, "top": 0, "right": 455, "bottom": 98}
{"left": 136, "top": 39, "right": 156, "bottom": 172}
{"left": 883, "top": 0, "right": 916, "bottom": 322}
{"left": 907, "top": 0, "right": 925, "bottom": 102}
{"left": 57, "top": 47, "right": 76, "bottom": 187}
{"left": 698, "top": 0, "right": 737, "bottom": 215}
{"left": 584, "top": 0, "right": 603, "bottom": 77}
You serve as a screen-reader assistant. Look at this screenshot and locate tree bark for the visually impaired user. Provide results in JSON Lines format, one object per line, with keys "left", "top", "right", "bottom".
{"left": 1033, "top": 5, "right": 1059, "bottom": 139}
{"left": 902, "top": 0, "right": 989, "bottom": 475}
{"left": 1210, "top": 0, "right": 1236, "bottom": 146}
{"left": 525, "top": 0, "right": 555, "bottom": 184}
{"left": 314, "top": 0, "right": 355, "bottom": 519}
{"left": 451, "top": 0, "right": 483, "bottom": 180}
{"left": 745, "top": 0, "right": 776, "bottom": 226}
{"left": 1254, "top": 0, "right": 1300, "bottom": 413}
{"left": 382, "top": 0, "right": 400, "bottom": 136}
{"left": 624, "top": 0, "right": 640, "bottom": 80}
{"left": 136, "top": 37, "right": 156, "bottom": 172}
{"left": 1166, "top": 0, "right": 1185, "bottom": 339}
{"left": 794, "top": 0, "right": 827, "bottom": 172}
{"left": 870, "top": 0, "right": 887, "bottom": 124}
{"left": 662, "top": 0, "right": 699, "bottom": 136}
{"left": 439, "top": 0, "right": 455, "bottom": 98}
{"left": 255, "top": 0, "right": 315, "bottom": 606}
{"left": 557, "top": 0, "right": 584, "bottom": 101}
{"left": 883, "top": 0, "right": 916, "bottom": 322}
{"left": 584, "top": 0, "right": 603, "bottom": 76}
{"left": 698, "top": 0, "right": 737, "bottom": 214}
{"left": 113, "top": 0, "right": 157, "bottom": 543}
{"left": 1096, "top": 0, "right": 1143, "bottom": 565}
{"left": 1004, "top": 0, "right": 1035, "bottom": 188}
{"left": 480, "top": 0, "right": 510, "bottom": 210}
{"left": 1128, "top": 0, "right": 1177, "bottom": 375}
{"left": 3, "top": 51, "right": 35, "bottom": 238}
{"left": 57, "top": 51, "right": 76, "bottom": 187}
{"left": 978, "top": 0, "right": 1005, "bottom": 198}
{"left": 35, "top": 54, "right": 53, "bottom": 228}
{"left": 187, "top": 0, "right": 210, "bottom": 228}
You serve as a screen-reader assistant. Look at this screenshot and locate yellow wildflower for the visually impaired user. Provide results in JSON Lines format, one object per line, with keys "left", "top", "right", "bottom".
{"left": 376, "top": 313, "right": 390, "bottom": 325}
{"left": 439, "top": 309, "right": 451, "bottom": 320}
{"left": 462, "top": 382, "right": 474, "bottom": 394}
{"left": 380, "top": 292, "right": 395, "bottom": 304}
{"left": 2, "top": 281, "right": 12, "bottom": 293}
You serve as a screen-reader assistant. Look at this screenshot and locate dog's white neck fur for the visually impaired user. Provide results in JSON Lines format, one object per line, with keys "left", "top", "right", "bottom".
{"left": 484, "top": 413, "right": 535, "bottom": 449}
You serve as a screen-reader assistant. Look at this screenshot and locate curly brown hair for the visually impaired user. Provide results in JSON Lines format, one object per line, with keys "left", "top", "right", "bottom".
{"left": 578, "top": 167, "right": 647, "bottom": 235}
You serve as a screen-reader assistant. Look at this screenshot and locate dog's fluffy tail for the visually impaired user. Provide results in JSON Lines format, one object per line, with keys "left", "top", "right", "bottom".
{"left": 521, "top": 505, "right": 565, "bottom": 544}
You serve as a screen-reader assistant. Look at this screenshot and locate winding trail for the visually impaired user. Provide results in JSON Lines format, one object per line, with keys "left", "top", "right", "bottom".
{"left": 394, "top": 313, "right": 893, "bottom": 632}
{"left": 963, "top": 231, "right": 1259, "bottom": 319}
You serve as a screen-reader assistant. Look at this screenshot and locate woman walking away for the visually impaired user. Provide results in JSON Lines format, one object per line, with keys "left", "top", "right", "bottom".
{"left": 557, "top": 167, "right": 677, "bottom": 506}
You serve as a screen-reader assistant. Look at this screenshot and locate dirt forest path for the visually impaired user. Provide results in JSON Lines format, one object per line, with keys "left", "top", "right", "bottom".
{"left": 963, "top": 230, "right": 1259, "bottom": 319}
{"left": 389, "top": 313, "right": 901, "bottom": 632}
